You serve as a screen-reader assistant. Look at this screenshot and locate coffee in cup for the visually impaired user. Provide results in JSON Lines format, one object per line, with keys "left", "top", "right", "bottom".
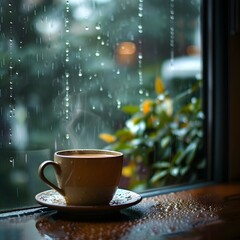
{"left": 38, "top": 149, "right": 123, "bottom": 206}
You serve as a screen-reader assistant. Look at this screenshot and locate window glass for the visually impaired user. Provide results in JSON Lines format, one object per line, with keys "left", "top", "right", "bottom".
{"left": 0, "top": 0, "right": 204, "bottom": 209}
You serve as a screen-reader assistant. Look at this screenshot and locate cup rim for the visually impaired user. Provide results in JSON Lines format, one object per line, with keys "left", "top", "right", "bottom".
{"left": 55, "top": 149, "right": 123, "bottom": 158}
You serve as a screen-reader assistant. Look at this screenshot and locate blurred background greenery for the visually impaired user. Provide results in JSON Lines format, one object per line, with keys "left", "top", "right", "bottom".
{"left": 0, "top": 0, "right": 203, "bottom": 209}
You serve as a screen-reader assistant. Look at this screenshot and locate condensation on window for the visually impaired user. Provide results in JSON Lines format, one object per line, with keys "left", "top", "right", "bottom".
{"left": 0, "top": 0, "right": 203, "bottom": 209}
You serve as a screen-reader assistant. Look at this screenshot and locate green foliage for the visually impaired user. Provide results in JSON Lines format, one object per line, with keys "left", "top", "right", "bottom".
{"left": 101, "top": 80, "right": 205, "bottom": 190}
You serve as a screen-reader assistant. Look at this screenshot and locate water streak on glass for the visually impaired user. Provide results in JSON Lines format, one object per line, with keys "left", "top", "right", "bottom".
{"left": 25, "top": 154, "right": 28, "bottom": 164}
{"left": 95, "top": 23, "right": 102, "bottom": 58}
{"left": 65, "top": 0, "right": 70, "bottom": 141}
{"left": 138, "top": 0, "right": 144, "bottom": 99}
{"left": 78, "top": 47, "right": 83, "bottom": 80}
{"left": 170, "top": 0, "right": 175, "bottom": 70}
{"left": 8, "top": 1, "right": 15, "bottom": 147}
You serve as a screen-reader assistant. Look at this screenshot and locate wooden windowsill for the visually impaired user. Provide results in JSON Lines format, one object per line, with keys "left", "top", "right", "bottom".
{"left": 0, "top": 183, "right": 240, "bottom": 239}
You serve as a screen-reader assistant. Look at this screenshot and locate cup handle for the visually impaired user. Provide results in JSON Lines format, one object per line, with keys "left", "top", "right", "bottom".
{"left": 38, "top": 161, "right": 65, "bottom": 196}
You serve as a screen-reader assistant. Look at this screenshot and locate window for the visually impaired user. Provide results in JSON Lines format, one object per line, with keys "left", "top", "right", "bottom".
{"left": 0, "top": 0, "right": 206, "bottom": 210}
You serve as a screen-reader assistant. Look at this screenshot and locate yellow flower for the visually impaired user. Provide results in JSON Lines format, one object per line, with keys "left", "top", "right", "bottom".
{"left": 142, "top": 99, "right": 153, "bottom": 115}
{"left": 122, "top": 162, "right": 136, "bottom": 177}
{"left": 155, "top": 76, "right": 165, "bottom": 94}
{"left": 99, "top": 133, "right": 116, "bottom": 143}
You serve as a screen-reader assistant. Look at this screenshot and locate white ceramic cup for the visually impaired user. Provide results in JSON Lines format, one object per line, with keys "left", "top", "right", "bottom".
{"left": 38, "top": 149, "right": 123, "bottom": 206}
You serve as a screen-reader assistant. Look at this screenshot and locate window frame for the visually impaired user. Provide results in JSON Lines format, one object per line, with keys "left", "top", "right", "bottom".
{"left": 203, "top": 0, "right": 229, "bottom": 182}
{"left": 143, "top": 0, "right": 238, "bottom": 198}
{"left": 206, "top": 0, "right": 240, "bottom": 183}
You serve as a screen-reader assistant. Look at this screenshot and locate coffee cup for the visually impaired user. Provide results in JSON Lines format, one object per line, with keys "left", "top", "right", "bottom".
{"left": 38, "top": 149, "right": 123, "bottom": 206}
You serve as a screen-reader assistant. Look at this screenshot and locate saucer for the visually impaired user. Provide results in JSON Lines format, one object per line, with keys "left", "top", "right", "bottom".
{"left": 35, "top": 189, "right": 142, "bottom": 214}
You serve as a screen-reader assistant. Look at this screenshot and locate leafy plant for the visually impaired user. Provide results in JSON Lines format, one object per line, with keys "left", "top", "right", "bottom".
{"left": 99, "top": 77, "right": 205, "bottom": 191}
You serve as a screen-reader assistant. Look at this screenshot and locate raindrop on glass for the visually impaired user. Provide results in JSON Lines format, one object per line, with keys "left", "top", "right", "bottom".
{"left": 78, "top": 70, "right": 83, "bottom": 77}
{"left": 9, "top": 157, "right": 15, "bottom": 167}
{"left": 95, "top": 51, "right": 100, "bottom": 57}
{"left": 95, "top": 24, "right": 101, "bottom": 31}
{"left": 65, "top": 72, "right": 70, "bottom": 78}
{"left": 117, "top": 99, "right": 121, "bottom": 109}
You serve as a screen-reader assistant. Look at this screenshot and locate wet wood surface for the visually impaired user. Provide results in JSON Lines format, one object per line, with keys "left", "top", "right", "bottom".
{"left": 0, "top": 183, "right": 240, "bottom": 239}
